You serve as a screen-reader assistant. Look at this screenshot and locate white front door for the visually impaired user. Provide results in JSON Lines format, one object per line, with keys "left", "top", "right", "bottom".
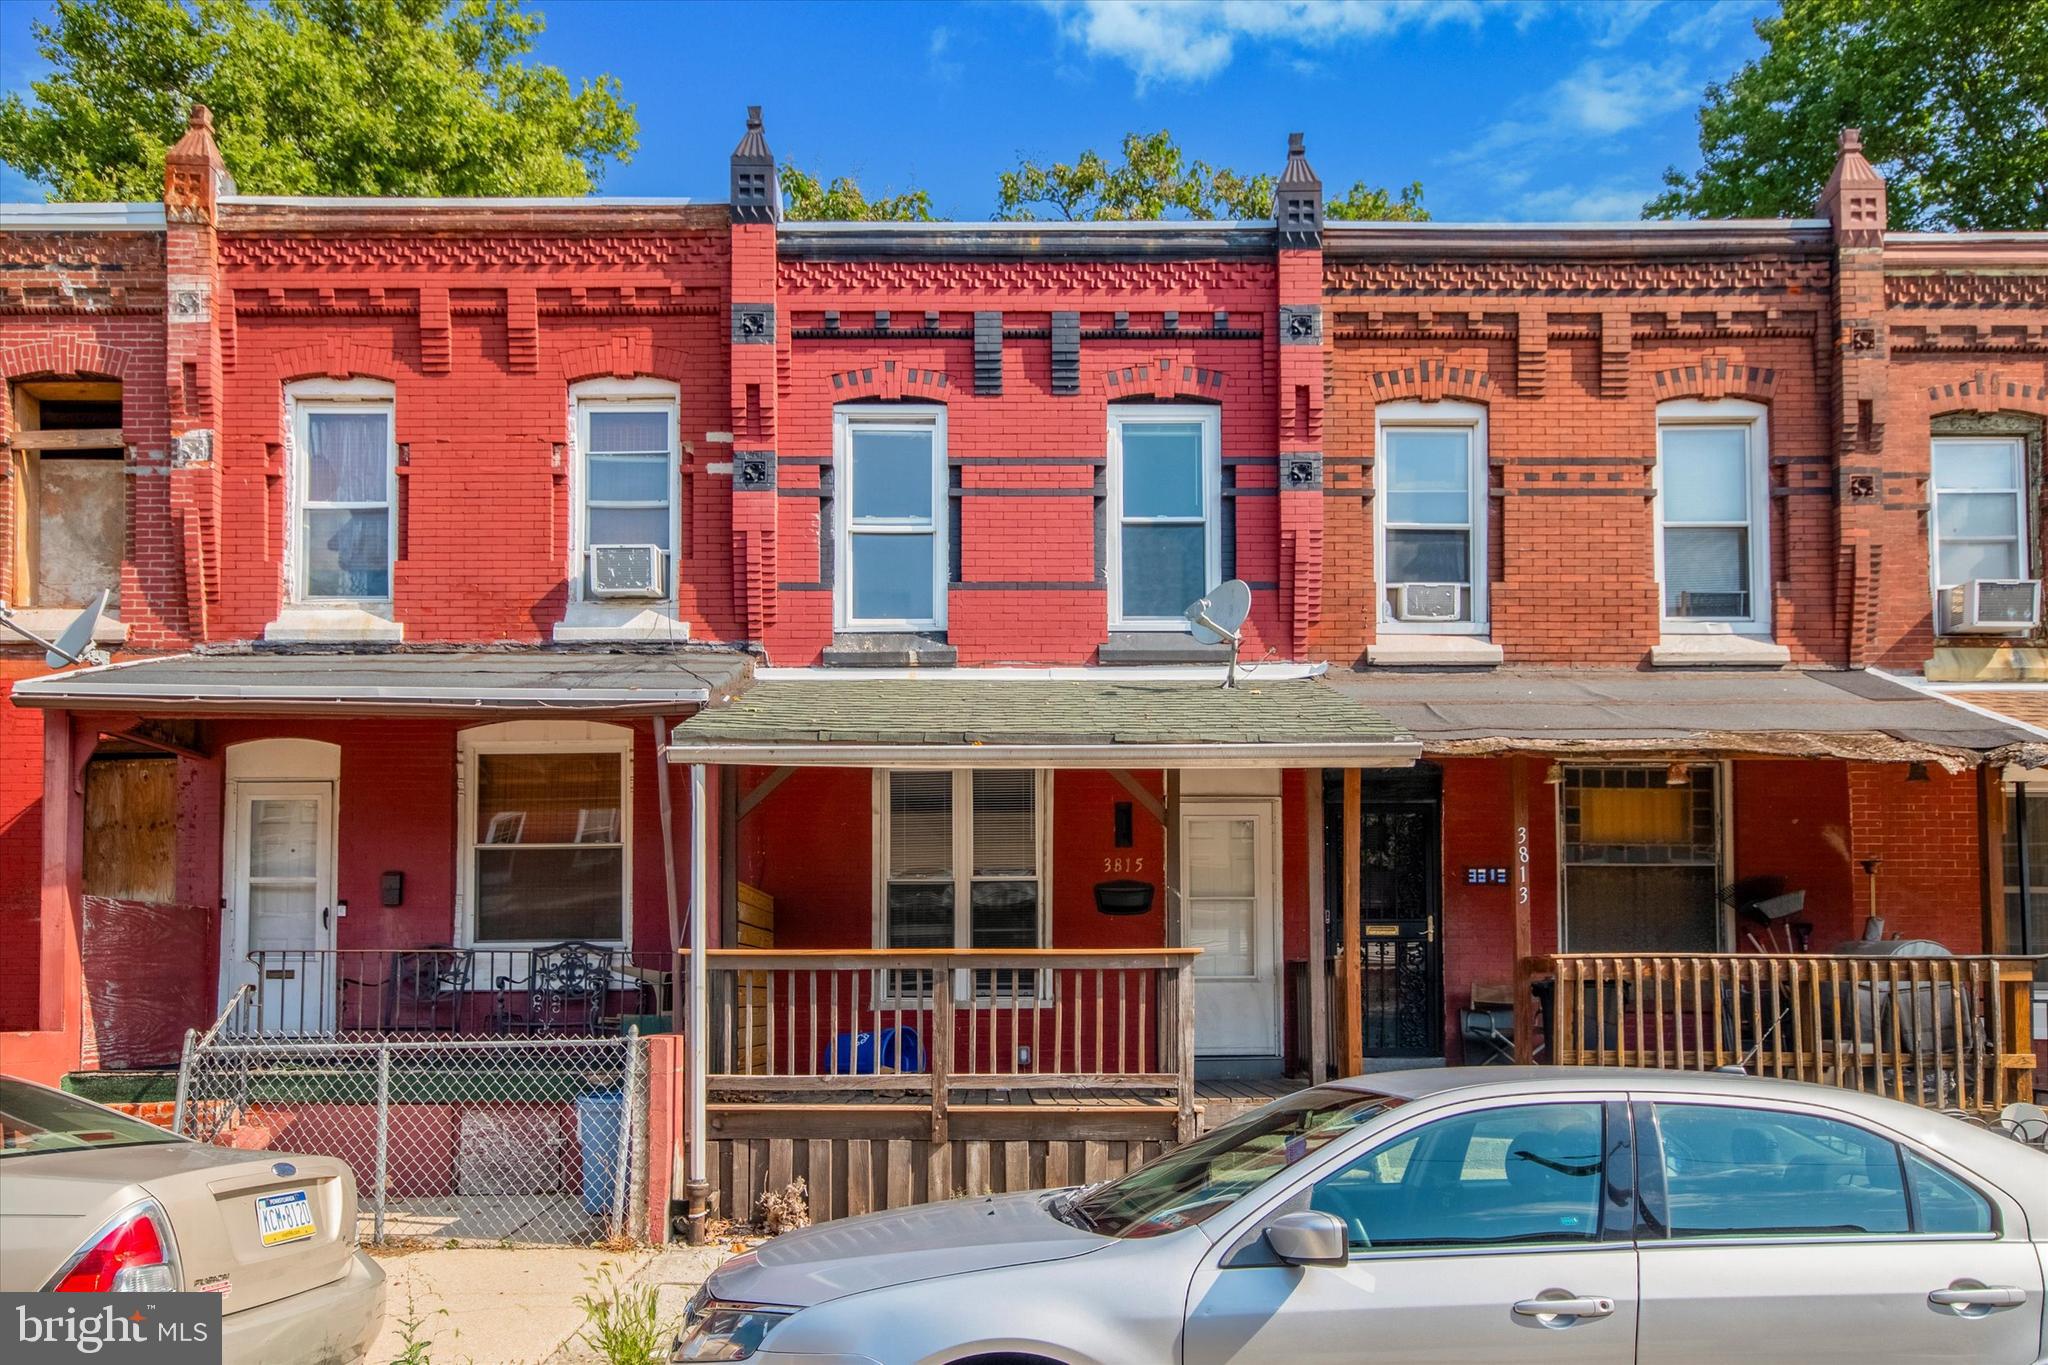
{"left": 224, "top": 781, "right": 336, "bottom": 1033}
{"left": 1182, "top": 802, "right": 1280, "bottom": 1058}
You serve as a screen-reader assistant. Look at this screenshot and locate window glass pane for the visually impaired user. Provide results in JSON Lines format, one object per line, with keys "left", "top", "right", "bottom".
{"left": 587, "top": 409, "right": 670, "bottom": 453}
{"left": 1386, "top": 528, "right": 1470, "bottom": 584}
{"left": 588, "top": 505, "right": 671, "bottom": 550}
{"left": 969, "top": 881, "right": 1038, "bottom": 948}
{"left": 1311, "top": 1103, "right": 1605, "bottom": 1250}
{"left": 303, "top": 508, "right": 389, "bottom": 598}
{"left": 587, "top": 455, "right": 669, "bottom": 504}
{"left": 886, "top": 882, "right": 954, "bottom": 948}
{"left": 1657, "top": 1104, "right": 1908, "bottom": 1237}
{"left": 1665, "top": 526, "right": 1748, "bottom": 616}
{"left": 971, "top": 771, "right": 1037, "bottom": 877}
{"left": 248, "top": 798, "right": 319, "bottom": 879}
{"left": 1386, "top": 490, "right": 1470, "bottom": 525}
{"left": 475, "top": 847, "right": 623, "bottom": 941}
{"left": 305, "top": 411, "right": 389, "bottom": 502}
{"left": 850, "top": 428, "right": 935, "bottom": 521}
{"left": 1934, "top": 440, "right": 2020, "bottom": 491}
{"left": 1937, "top": 492, "right": 2020, "bottom": 539}
{"left": 888, "top": 772, "right": 952, "bottom": 878}
{"left": 1905, "top": 1151, "right": 1993, "bottom": 1234}
{"left": 1939, "top": 539, "right": 2020, "bottom": 587}
{"left": 851, "top": 533, "right": 936, "bottom": 621}
{"left": 1384, "top": 429, "right": 1468, "bottom": 527}
{"left": 1121, "top": 422, "right": 1206, "bottom": 518}
{"left": 1662, "top": 426, "right": 1749, "bottom": 523}
{"left": 1120, "top": 523, "right": 1206, "bottom": 619}
{"left": 477, "top": 753, "right": 623, "bottom": 846}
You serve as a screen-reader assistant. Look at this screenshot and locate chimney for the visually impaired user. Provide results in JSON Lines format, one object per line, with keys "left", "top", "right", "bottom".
{"left": 1275, "top": 131, "right": 1323, "bottom": 247}
{"left": 1816, "top": 127, "right": 1886, "bottom": 248}
{"left": 730, "top": 105, "right": 779, "bottom": 224}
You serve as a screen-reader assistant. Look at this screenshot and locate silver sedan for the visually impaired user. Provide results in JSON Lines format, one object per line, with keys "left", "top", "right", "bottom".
{"left": 676, "top": 1067, "right": 2048, "bottom": 1364}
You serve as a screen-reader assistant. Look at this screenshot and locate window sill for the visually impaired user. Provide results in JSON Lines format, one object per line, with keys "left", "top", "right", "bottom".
{"left": 552, "top": 603, "right": 691, "bottom": 644}
{"left": 6, "top": 607, "right": 127, "bottom": 645}
{"left": 263, "top": 605, "right": 403, "bottom": 644}
{"left": 1097, "top": 632, "right": 1230, "bottom": 666}
{"left": 822, "top": 632, "right": 957, "bottom": 668}
{"left": 1367, "top": 636, "right": 1503, "bottom": 668}
{"left": 1650, "top": 635, "right": 1790, "bottom": 668}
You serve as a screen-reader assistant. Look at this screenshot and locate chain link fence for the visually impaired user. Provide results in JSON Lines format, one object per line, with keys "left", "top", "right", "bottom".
{"left": 173, "top": 995, "right": 649, "bottom": 1247}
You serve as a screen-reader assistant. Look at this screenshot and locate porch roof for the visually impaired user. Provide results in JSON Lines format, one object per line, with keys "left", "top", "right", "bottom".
{"left": 662, "top": 676, "right": 1419, "bottom": 767}
{"left": 1321, "top": 667, "right": 2048, "bottom": 768}
{"left": 8, "top": 649, "right": 754, "bottom": 716}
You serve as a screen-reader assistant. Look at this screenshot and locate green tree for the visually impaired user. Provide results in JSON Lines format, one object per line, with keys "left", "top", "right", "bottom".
{"left": 0, "top": 0, "right": 637, "bottom": 200}
{"left": 778, "top": 164, "right": 933, "bottom": 221}
{"left": 997, "top": 130, "right": 1427, "bottom": 221}
{"left": 1647, "top": 0, "right": 2048, "bottom": 230}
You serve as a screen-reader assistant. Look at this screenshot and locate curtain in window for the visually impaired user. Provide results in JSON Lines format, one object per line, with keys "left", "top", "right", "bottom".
{"left": 302, "top": 411, "right": 390, "bottom": 599}
{"left": 474, "top": 752, "right": 625, "bottom": 942}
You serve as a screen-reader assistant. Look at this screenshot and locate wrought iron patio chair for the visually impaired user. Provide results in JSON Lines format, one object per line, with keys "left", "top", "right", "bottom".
{"left": 494, "top": 940, "right": 611, "bottom": 1033}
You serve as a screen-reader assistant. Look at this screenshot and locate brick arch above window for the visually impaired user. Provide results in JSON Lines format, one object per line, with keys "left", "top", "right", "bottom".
{"left": 828, "top": 359, "right": 954, "bottom": 401}
{"left": 556, "top": 339, "right": 693, "bottom": 385}
{"left": 1924, "top": 370, "right": 2048, "bottom": 417}
{"left": 1650, "top": 354, "right": 1778, "bottom": 403}
{"left": 1367, "top": 358, "right": 1493, "bottom": 404}
{"left": 0, "top": 336, "right": 139, "bottom": 386}
{"left": 270, "top": 339, "right": 403, "bottom": 386}
{"left": 1100, "top": 356, "right": 1227, "bottom": 401}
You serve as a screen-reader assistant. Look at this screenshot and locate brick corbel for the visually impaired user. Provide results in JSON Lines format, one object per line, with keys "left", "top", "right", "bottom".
{"left": 1599, "top": 311, "right": 1632, "bottom": 399}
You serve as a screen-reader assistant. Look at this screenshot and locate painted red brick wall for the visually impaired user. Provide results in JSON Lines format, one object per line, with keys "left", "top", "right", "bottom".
{"left": 0, "top": 663, "right": 46, "bottom": 1030}
{"left": 1846, "top": 762, "right": 1987, "bottom": 948}
{"left": 1731, "top": 760, "right": 1859, "bottom": 948}
{"left": 1436, "top": 757, "right": 1559, "bottom": 1064}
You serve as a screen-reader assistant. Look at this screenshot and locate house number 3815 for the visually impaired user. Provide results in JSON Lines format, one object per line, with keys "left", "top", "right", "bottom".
{"left": 1102, "top": 857, "right": 1147, "bottom": 874}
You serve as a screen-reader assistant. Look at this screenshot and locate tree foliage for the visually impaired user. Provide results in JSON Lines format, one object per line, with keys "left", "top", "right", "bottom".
{"left": 996, "top": 130, "right": 1427, "bottom": 222}
{"left": 1647, "top": 0, "right": 2048, "bottom": 229}
{"left": 0, "top": 0, "right": 638, "bottom": 200}
{"left": 778, "top": 164, "right": 933, "bottom": 221}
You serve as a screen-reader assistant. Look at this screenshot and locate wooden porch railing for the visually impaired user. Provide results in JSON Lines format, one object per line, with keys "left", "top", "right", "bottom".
{"left": 694, "top": 948, "right": 1201, "bottom": 1141}
{"left": 1527, "top": 952, "right": 2039, "bottom": 1114}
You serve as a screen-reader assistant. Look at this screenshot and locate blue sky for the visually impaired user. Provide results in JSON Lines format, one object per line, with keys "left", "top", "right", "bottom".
{"left": 0, "top": 0, "right": 1777, "bottom": 220}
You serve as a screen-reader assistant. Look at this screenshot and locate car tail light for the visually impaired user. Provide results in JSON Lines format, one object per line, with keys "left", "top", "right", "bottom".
{"left": 47, "top": 1200, "right": 180, "bottom": 1293}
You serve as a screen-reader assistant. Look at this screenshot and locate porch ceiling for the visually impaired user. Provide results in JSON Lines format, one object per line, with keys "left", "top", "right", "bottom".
{"left": 8, "top": 649, "right": 754, "bottom": 716}
{"left": 662, "top": 677, "right": 1419, "bottom": 768}
{"left": 1322, "top": 667, "right": 2048, "bottom": 769}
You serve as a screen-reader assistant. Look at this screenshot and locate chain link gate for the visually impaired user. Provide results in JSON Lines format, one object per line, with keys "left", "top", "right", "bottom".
{"left": 174, "top": 995, "right": 649, "bottom": 1247}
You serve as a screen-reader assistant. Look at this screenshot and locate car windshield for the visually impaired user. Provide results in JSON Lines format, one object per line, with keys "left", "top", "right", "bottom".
{"left": 1064, "top": 1087, "right": 1400, "bottom": 1237}
{"left": 0, "top": 1079, "right": 184, "bottom": 1158}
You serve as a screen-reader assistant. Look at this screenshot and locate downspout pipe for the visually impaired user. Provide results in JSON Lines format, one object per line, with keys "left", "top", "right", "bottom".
{"left": 685, "top": 761, "right": 711, "bottom": 1243}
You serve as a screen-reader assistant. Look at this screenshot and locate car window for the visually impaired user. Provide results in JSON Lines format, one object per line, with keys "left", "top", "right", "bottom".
{"left": 1654, "top": 1103, "right": 1907, "bottom": 1238}
{"left": 0, "top": 1078, "right": 183, "bottom": 1158}
{"left": 1309, "top": 1102, "right": 1606, "bottom": 1251}
{"left": 1904, "top": 1151, "right": 1993, "bottom": 1234}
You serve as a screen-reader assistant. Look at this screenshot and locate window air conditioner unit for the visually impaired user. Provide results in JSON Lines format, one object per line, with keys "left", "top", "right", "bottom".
{"left": 1393, "top": 582, "right": 1462, "bottom": 623}
{"left": 588, "top": 544, "right": 664, "bottom": 598}
{"left": 1943, "top": 578, "right": 2041, "bottom": 634}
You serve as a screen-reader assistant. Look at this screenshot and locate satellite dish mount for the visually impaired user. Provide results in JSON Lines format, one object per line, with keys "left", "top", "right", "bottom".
{"left": 0, "top": 588, "right": 113, "bottom": 669}
{"left": 1183, "top": 580, "right": 1252, "bottom": 689}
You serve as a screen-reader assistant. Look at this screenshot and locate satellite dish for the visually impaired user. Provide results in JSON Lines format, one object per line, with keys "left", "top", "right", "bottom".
{"left": 1184, "top": 579, "right": 1251, "bottom": 645}
{"left": 47, "top": 589, "right": 111, "bottom": 668}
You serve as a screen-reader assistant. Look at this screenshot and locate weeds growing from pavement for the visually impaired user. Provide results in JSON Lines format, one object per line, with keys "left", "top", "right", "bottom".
{"left": 574, "top": 1261, "right": 675, "bottom": 1365}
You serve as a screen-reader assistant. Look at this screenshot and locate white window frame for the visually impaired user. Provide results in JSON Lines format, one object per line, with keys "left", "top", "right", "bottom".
{"left": 1107, "top": 404, "right": 1223, "bottom": 631}
{"left": 1374, "top": 399, "right": 1489, "bottom": 635}
{"left": 570, "top": 379, "right": 682, "bottom": 603}
{"left": 287, "top": 380, "right": 397, "bottom": 605}
{"left": 456, "top": 719, "right": 633, "bottom": 950}
{"left": 1928, "top": 434, "right": 2030, "bottom": 595}
{"left": 871, "top": 768, "right": 1052, "bottom": 1002}
{"left": 1654, "top": 398, "right": 1772, "bottom": 634}
{"left": 834, "top": 404, "right": 948, "bottom": 632}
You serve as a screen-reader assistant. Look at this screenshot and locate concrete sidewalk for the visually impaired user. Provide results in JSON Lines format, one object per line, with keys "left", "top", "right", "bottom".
{"left": 366, "top": 1242, "right": 737, "bottom": 1365}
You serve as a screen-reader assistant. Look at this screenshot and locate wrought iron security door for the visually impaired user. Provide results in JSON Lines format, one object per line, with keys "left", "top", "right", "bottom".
{"left": 1326, "top": 766, "right": 1444, "bottom": 1058}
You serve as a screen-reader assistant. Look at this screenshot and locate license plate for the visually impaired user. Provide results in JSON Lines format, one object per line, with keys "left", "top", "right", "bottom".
{"left": 256, "top": 1190, "right": 315, "bottom": 1247}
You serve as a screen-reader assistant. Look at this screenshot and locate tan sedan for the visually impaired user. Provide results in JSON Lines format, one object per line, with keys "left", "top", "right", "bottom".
{"left": 0, "top": 1075, "right": 383, "bottom": 1364}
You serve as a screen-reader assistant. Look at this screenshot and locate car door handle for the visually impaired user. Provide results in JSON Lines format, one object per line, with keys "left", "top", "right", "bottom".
{"left": 1928, "top": 1285, "right": 2025, "bottom": 1310}
{"left": 1512, "top": 1295, "right": 1616, "bottom": 1321}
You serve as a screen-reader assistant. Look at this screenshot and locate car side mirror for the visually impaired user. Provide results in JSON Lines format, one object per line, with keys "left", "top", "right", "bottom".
{"left": 1263, "top": 1210, "right": 1349, "bottom": 1267}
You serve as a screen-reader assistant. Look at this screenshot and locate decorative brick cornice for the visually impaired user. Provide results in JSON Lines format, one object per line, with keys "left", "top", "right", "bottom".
{"left": 829, "top": 359, "right": 954, "bottom": 400}
{"left": 778, "top": 257, "right": 1272, "bottom": 297}
{"left": 1103, "top": 358, "right": 1227, "bottom": 400}
{"left": 1369, "top": 358, "right": 1493, "bottom": 404}
{"left": 1886, "top": 272, "right": 2048, "bottom": 309}
{"left": 1650, "top": 355, "right": 1778, "bottom": 403}
{"left": 219, "top": 232, "right": 727, "bottom": 278}
{"left": 1324, "top": 256, "right": 1830, "bottom": 298}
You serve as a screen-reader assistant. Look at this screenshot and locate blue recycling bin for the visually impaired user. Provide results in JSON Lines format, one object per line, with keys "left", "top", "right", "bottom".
{"left": 821, "top": 1027, "right": 925, "bottom": 1075}
{"left": 575, "top": 1090, "right": 626, "bottom": 1216}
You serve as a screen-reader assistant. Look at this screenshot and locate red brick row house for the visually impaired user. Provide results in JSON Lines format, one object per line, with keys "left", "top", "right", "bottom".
{"left": 3, "top": 110, "right": 2043, "bottom": 1228}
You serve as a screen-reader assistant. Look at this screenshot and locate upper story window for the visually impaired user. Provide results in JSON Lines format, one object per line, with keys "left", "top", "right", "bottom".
{"left": 1376, "top": 401, "right": 1487, "bottom": 632}
{"left": 1930, "top": 435, "right": 2029, "bottom": 593}
{"left": 575, "top": 386, "right": 680, "bottom": 601}
{"left": 1656, "top": 400, "right": 1770, "bottom": 632}
{"left": 835, "top": 405, "right": 946, "bottom": 631}
{"left": 1108, "top": 405, "right": 1221, "bottom": 630}
{"left": 6, "top": 379, "right": 123, "bottom": 612}
{"left": 291, "top": 385, "right": 395, "bottom": 603}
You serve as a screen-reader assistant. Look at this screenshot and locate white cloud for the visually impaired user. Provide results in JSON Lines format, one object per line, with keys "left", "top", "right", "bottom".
{"left": 1457, "top": 55, "right": 1697, "bottom": 161}
{"left": 929, "top": 25, "right": 964, "bottom": 82}
{"left": 1514, "top": 180, "right": 1661, "bottom": 221}
{"left": 1041, "top": 0, "right": 1486, "bottom": 88}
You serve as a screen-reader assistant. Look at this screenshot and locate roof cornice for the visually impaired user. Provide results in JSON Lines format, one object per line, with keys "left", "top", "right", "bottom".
{"left": 1324, "top": 220, "right": 1834, "bottom": 261}
{"left": 777, "top": 220, "right": 1279, "bottom": 262}
{"left": 218, "top": 197, "right": 726, "bottom": 235}
{"left": 1883, "top": 232, "right": 2048, "bottom": 269}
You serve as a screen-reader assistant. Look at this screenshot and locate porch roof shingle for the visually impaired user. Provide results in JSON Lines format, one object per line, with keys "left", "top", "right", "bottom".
{"left": 1321, "top": 667, "right": 2048, "bottom": 768}
{"left": 7, "top": 649, "right": 754, "bottom": 715}
{"left": 663, "top": 676, "right": 1418, "bottom": 767}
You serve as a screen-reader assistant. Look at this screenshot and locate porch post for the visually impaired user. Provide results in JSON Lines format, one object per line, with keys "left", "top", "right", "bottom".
{"left": 1511, "top": 757, "right": 1536, "bottom": 1064}
{"left": 38, "top": 711, "right": 85, "bottom": 1046}
{"left": 683, "top": 762, "right": 710, "bottom": 1244}
{"left": 1305, "top": 769, "right": 1328, "bottom": 1082}
{"left": 1980, "top": 763, "right": 2009, "bottom": 954}
{"left": 1340, "top": 767, "right": 1363, "bottom": 1078}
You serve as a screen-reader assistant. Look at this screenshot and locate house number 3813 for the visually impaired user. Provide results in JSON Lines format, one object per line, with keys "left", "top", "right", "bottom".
{"left": 1102, "top": 857, "right": 1147, "bottom": 874}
